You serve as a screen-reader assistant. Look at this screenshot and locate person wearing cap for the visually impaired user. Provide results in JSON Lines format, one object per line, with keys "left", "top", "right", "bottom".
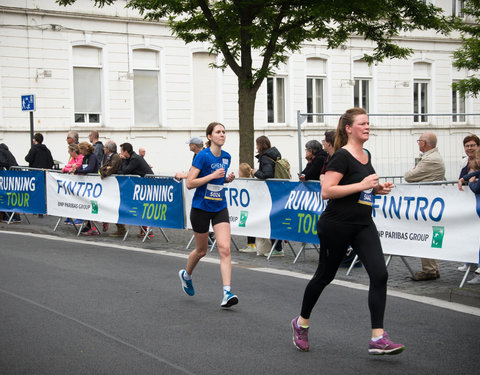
{"left": 175, "top": 137, "right": 205, "bottom": 180}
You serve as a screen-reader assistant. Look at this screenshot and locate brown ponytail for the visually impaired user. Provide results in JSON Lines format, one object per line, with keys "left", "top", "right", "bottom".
{"left": 333, "top": 107, "right": 367, "bottom": 151}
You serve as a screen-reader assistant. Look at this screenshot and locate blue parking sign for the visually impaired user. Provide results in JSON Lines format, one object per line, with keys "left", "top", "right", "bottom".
{"left": 21, "top": 94, "right": 35, "bottom": 111}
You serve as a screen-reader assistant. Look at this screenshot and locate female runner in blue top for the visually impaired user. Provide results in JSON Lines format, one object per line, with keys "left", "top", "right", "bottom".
{"left": 291, "top": 108, "right": 405, "bottom": 355}
{"left": 178, "top": 122, "right": 238, "bottom": 308}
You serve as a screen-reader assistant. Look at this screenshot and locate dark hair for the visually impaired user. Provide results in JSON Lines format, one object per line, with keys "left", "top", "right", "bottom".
{"left": 34, "top": 133, "right": 44, "bottom": 144}
{"left": 463, "top": 134, "right": 480, "bottom": 147}
{"left": 334, "top": 107, "right": 367, "bottom": 151}
{"left": 256, "top": 135, "right": 271, "bottom": 154}
{"left": 120, "top": 142, "right": 133, "bottom": 155}
{"left": 324, "top": 130, "right": 335, "bottom": 146}
{"left": 305, "top": 140, "right": 323, "bottom": 156}
{"left": 205, "top": 122, "right": 224, "bottom": 148}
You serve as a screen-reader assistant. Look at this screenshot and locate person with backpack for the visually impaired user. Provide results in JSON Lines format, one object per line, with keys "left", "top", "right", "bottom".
{"left": 251, "top": 135, "right": 284, "bottom": 256}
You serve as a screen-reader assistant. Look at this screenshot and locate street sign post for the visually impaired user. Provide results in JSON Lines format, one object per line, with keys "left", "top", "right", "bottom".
{"left": 21, "top": 94, "right": 35, "bottom": 148}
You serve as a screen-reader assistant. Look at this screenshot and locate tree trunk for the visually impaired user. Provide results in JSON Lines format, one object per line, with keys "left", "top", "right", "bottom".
{"left": 238, "top": 81, "right": 258, "bottom": 167}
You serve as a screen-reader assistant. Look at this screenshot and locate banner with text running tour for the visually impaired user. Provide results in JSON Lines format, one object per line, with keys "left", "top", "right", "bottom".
{"left": 46, "top": 171, "right": 120, "bottom": 222}
{"left": 0, "top": 170, "right": 46, "bottom": 214}
{"left": 116, "top": 176, "right": 184, "bottom": 229}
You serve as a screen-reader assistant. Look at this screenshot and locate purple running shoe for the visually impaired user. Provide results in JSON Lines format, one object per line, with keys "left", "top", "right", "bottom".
{"left": 368, "top": 332, "right": 405, "bottom": 355}
{"left": 291, "top": 317, "right": 309, "bottom": 352}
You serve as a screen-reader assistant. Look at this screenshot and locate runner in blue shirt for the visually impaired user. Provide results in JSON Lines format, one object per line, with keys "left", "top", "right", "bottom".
{"left": 178, "top": 122, "right": 238, "bottom": 308}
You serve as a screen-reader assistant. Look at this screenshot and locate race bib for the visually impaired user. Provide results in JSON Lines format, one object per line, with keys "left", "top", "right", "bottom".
{"left": 204, "top": 183, "right": 223, "bottom": 201}
{"left": 358, "top": 188, "right": 373, "bottom": 206}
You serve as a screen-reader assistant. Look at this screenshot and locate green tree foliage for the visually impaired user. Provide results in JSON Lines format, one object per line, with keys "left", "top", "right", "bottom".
{"left": 57, "top": 0, "right": 451, "bottom": 164}
{"left": 453, "top": 0, "right": 480, "bottom": 97}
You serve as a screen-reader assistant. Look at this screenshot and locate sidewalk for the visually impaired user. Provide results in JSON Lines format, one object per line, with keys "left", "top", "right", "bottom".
{"left": 2, "top": 214, "right": 479, "bottom": 308}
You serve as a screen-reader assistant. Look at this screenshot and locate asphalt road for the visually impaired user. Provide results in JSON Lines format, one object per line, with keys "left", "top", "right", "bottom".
{"left": 0, "top": 231, "right": 479, "bottom": 375}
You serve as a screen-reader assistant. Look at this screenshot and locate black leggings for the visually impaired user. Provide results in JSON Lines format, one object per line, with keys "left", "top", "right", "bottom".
{"left": 300, "top": 219, "right": 388, "bottom": 329}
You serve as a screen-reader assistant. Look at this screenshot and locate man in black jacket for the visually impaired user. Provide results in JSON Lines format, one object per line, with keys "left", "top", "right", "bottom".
{"left": 118, "top": 142, "right": 154, "bottom": 238}
{"left": 25, "top": 133, "right": 54, "bottom": 169}
{"left": 0, "top": 143, "right": 18, "bottom": 170}
{"left": 0, "top": 143, "right": 21, "bottom": 222}
{"left": 118, "top": 142, "right": 153, "bottom": 177}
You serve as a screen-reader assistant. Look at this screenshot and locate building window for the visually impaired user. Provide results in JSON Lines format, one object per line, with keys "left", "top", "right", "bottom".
{"left": 452, "top": 84, "right": 466, "bottom": 122}
{"left": 354, "top": 79, "right": 370, "bottom": 112}
{"left": 193, "top": 52, "right": 218, "bottom": 127}
{"left": 72, "top": 46, "right": 102, "bottom": 125}
{"left": 306, "top": 78, "right": 324, "bottom": 123}
{"left": 306, "top": 58, "right": 326, "bottom": 122}
{"left": 133, "top": 49, "right": 160, "bottom": 126}
{"left": 452, "top": 0, "right": 465, "bottom": 17}
{"left": 413, "top": 62, "right": 431, "bottom": 123}
{"left": 353, "top": 59, "right": 371, "bottom": 112}
{"left": 413, "top": 81, "right": 429, "bottom": 122}
{"left": 267, "top": 77, "right": 285, "bottom": 123}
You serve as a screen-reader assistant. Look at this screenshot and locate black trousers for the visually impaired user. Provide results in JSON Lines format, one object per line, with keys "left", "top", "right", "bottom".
{"left": 300, "top": 218, "right": 388, "bottom": 329}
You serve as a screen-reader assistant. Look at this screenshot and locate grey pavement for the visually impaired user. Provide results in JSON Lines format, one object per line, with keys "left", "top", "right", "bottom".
{"left": 2, "top": 214, "right": 479, "bottom": 308}
{"left": 1, "top": 225, "right": 479, "bottom": 374}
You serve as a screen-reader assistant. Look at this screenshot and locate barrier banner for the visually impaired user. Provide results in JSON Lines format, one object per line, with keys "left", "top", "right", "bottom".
{"left": 266, "top": 180, "right": 324, "bottom": 244}
{"left": 186, "top": 179, "right": 478, "bottom": 263}
{"left": 0, "top": 170, "right": 46, "bottom": 214}
{"left": 46, "top": 172, "right": 120, "bottom": 222}
{"left": 225, "top": 179, "right": 273, "bottom": 237}
{"left": 185, "top": 179, "right": 325, "bottom": 242}
{"left": 116, "top": 176, "right": 184, "bottom": 229}
{"left": 373, "top": 184, "right": 480, "bottom": 263}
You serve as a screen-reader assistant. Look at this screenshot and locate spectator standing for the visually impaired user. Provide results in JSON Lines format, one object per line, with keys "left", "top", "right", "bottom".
{"left": 291, "top": 107, "right": 404, "bottom": 355}
{"left": 457, "top": 134, "right": 480, "bottom": 274}
{"left": 72, "top": 142, "right": 99, "bottom": 236}
{"left": 66, "top": 131, "right": 79, "bottom": 145}
{"left": 99, "top": 140, "right": 124, "bottom": 236}
{"left": 458, "top": 148, "right": 480, "bottom": 284}
{"left": 459, "top": 134, "right": 480, "bottom": 179}
{"left": 298, "top": 140, "right": 327, "bottom": 181}
{"left": 0, "top": 143, "right": 18, "bottom": 170}
{"left": 63, "top": 133, "right": 81, "bottom": 225}
{"left": 320, "top": 130, "right": 336, "bottom": 182}
{"left": 118, "top": 142, "right": 153, "bottom": 238}
{"left": 0, "top": 143, "right": 20, "bottom": 223}
{"left": 25, "top": 133, "right": 54, "bottom": 169}
{"left": 175, "top": 137, "right": 205, "bottom": 180}
{"left": 62, "top": 144, "right": 83, "bottom": 173}
{"left": 404, "top": 132, "right": 445, "bottom": 281}
{"left": 73, "top": 142, "right": 99, "bottom": 175}
{"left": 138, "top": 147, "right": 153, "bottom": 170}
{"left": 251, "top": 135, "right": 283, "bottom": 256}
{"left": 238, "top": 162, "right": 256, "bottom": 253}
{"left": 118, "top": 143, "right": 153, "bottom": 177}
{"left": 89, "top": 130, "right": 105, "bottom": 167}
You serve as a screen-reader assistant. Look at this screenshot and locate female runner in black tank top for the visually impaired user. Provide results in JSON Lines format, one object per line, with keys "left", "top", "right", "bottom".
{"left": 291, "top": 108, "right": 405, "bottom": 355}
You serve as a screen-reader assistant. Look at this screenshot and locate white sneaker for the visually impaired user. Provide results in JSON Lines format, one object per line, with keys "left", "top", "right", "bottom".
{"left": 457, "top": 264, "right": 469, "bottom": 272}
{"left": 239, "top": 246, "right": 257, "bottom": 253}
{"left": 476, "top": 267, "right": 480, "bottom": 275}
{"left": 467, "top": 275, "right": 480, "bottom": 285}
